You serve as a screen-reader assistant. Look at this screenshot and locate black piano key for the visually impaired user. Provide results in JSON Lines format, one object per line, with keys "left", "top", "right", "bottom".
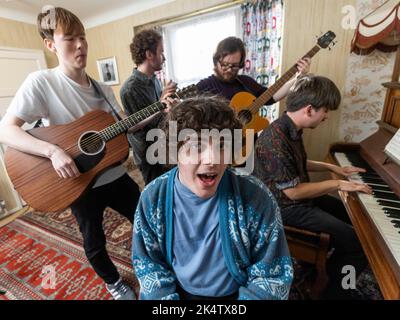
{"left": 378, "top": 200, "right": 400, "bottom": 208}
{"left": 370, "top": 185, "right": 392, "bottom": 192}
{"left": 383, "top": 207, "right": 400, "bottom": 214}
{"left": 373, "top": 191, "right": 400, "bottom": 202}
{"left": 362, "top": 177, "right": 387, "bottom": 184}
{"left": 384, "top": 211, "right": 400, "bottom": 218}
{"left": 345, "top": 153, "right": 369, "bottom": 167}
{"left": 387, "top": 213, "right": 400, "bottom": 219}
{"left": 391, "top": 221, "right": 400, "bottom": 229}
{"left": 359, "top": 172, "right": 380, "bottom": 178}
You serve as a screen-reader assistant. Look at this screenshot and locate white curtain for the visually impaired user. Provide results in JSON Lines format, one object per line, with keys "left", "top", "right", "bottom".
{"left": 162, "top": 7, "right": 242, "bottom": 88}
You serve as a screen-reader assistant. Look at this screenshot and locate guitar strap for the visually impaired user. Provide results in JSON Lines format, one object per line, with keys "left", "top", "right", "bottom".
{"left": 89, "top": 77, "right": 123, "bottom": 121}
{"left": 235, "top": 75, "right": 259, "bottom": 97}
{"left": 31, "top": 77, "right": 122, "bottom": 129}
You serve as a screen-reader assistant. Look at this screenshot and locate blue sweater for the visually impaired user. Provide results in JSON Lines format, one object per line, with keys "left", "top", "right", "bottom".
{"left": 132, "top": 167, "right": 293, "bottom": 300}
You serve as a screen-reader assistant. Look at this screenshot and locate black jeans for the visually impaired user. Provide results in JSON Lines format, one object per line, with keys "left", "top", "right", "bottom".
{"left": 70, "top": 174, "right": 140, "bottom": 284}
{"left": 281, "top": 195, "right": 368, "bottom": 298}
{"left": 139, "top": 162, "right": 168, "bottom": 185}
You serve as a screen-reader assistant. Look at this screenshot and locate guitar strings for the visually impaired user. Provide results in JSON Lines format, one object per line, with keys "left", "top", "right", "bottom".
{"left": 77, "top": 100, "right": 166, "bottom": 150}
{"left": 74, "top": 100, "right": 166, "bottom": 151}
{"left": 76, "top": 86, "right": 194, "bottom": 150}
{"left": 245, "top": 46, "right": 319, "bottom": 116}
{"left": 68, "top": 87, "right": 195, "bottom": 153}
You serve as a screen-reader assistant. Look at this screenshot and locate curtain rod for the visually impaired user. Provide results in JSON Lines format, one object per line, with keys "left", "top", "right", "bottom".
{"left": 135, "top": 0, "right": 247, "bottom": 31}
{"left": 162, "top": 0, "right": 245, "bottom": 25}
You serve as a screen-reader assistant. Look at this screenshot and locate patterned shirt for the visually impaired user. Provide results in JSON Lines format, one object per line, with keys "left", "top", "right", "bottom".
{"left": 254, "top": 113, "right": 311, "bottom": 209}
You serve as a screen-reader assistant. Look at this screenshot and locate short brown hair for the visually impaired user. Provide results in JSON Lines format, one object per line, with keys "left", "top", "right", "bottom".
{"left": 163, "top": 95, "right": 242, "bottom": 151}
{"left": 286, "top": 75, "right": 341, "bottom": 112}
{"left": 37, "top": 7, "right": 84, "bottom": 40}
{"left": 212, "top": 37, "right": 246, "bottom": 68}
{"left": 130, "top": 29, "right": 162, "bottom": 65}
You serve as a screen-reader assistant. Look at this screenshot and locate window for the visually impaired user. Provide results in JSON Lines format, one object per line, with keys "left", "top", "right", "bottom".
{"left": 162, "top": 7, "right": 241, "bottom": 88}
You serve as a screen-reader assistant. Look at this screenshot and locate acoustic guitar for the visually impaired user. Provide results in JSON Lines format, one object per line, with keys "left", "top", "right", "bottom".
{"left": 4, "top": 85, "right": 197, "bottom": 212}
{"left": 231, "top": 30, "right": 337, "bottom": 134}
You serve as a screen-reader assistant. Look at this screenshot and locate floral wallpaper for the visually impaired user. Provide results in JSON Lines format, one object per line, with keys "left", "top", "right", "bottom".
{"left": 339, "top": 0, "right": 396, "bottom": 142}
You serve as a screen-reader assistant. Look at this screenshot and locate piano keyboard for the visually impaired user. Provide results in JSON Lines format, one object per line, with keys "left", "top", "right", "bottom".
{"left": 334, "top": 152, "right": 400, "bottom": 266}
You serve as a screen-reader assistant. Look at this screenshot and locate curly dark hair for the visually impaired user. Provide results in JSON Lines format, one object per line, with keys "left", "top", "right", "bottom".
{"left": 162, "top": 95, "right": 242, "bottom": 152}
{"left": 130, "top": 29, "right": 162, "bottom": 65}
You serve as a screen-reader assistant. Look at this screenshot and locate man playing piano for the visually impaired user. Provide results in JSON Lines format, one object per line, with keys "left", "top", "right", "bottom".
{"left": 253, "top": 74, "right": 372, "bottom": 299}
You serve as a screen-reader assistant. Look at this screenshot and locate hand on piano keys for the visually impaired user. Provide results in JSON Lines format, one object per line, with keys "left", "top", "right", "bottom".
{"left": 337, "top": 179, "right": 373, "bottom": 195}
{"left": 334, "top": 152, "right": 400, "bottom": 266}
{"left": 332, "top": 165, "right": 367, "bottom": 177}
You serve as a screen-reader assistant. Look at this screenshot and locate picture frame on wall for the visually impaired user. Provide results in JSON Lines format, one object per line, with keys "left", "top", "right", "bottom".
{"left": 96, "top": 56, "right": 119, "bottom": 85}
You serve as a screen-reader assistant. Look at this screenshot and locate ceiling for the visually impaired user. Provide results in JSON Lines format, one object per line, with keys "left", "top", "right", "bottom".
{"left": 0, "top": 0, "right": 175, "bottom": 28}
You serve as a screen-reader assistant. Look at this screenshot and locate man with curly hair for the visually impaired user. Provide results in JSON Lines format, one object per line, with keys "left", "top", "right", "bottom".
{"left": 121, "top": 29, "right": 177, "bottom": 185}
{"left": 132, "top": 95, "right": 293, "bottom": 300}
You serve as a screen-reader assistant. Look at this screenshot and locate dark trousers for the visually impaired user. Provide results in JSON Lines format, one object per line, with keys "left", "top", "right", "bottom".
{"left": 139, "top": 162, "right": 168, "bottom": 185}
{"left": 281, "top": 195, "right": 368, "bottom": 299}
{"left": 70, "top": 174, "right": 140, "bottom": 284}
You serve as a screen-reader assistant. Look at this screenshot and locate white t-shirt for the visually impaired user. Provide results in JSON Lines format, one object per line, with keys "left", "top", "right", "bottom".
{"left": 6, "top": 67, "right": 127, "bottom": 187}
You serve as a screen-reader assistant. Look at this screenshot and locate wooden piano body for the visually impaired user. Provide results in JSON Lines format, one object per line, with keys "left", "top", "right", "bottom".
{"left": 327, "top": 61, "right": 400, "bottom": 299}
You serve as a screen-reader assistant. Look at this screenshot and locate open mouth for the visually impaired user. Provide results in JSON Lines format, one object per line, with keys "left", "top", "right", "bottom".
{"left": 197, "top": 173, "right": 218, "bottom": 186}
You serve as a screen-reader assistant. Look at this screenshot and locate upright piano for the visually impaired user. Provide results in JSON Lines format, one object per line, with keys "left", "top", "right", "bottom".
{"left": 327, "top": 81, "right": 400, "bottom": 299}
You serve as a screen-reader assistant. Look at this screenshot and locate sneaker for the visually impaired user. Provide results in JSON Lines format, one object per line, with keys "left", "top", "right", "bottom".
{"left": 106, "top": 278, "right": 136, "bottom": 300}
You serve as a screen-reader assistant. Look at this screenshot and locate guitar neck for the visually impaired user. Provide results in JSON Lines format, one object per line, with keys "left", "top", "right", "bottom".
{"left": 251, "top": 45, "right": 321, "bottom": 113}
{"left": 99, "top": 101, "right": 166, "bottom": 141}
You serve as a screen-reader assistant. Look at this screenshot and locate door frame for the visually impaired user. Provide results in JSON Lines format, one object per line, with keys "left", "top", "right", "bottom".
{"left": 0, "top": 46, "right": 47, "bottom": 213}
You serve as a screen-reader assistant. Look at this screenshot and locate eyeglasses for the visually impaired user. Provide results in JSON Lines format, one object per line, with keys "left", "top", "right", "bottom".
{"left": 218, "top": 60, "right": 242, "bottom": 70}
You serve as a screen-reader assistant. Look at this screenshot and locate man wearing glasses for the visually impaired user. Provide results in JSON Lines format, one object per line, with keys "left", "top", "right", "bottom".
{"left": 196, "top": 36, "right": 310, "bottom": 104}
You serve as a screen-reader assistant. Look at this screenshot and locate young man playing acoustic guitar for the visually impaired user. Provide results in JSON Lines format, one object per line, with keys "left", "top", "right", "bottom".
{"left": 0, "top": 7, "right": 165, "bottom": 300}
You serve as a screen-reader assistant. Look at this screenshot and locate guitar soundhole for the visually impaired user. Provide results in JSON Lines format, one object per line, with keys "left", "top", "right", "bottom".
{"left": 78, "top": 131, "right": 105, "bottom": 156}
{"left": 238, "top": 109, "right": 252, "bottom": 125}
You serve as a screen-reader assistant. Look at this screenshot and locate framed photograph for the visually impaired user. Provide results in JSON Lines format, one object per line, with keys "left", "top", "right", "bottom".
{"left": 96, "top": 56, "right": 119, "bottom": 85}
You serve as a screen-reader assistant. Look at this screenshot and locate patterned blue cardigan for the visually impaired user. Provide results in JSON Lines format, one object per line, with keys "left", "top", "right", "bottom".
{"left": 132, "top": 167, "right": 293, "bottom": 300}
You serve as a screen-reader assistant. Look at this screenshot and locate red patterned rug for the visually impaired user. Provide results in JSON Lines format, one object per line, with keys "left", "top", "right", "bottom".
{"left": 0, "top": 208, "right": 138, "bottom": 300}
{"left": 0, "top": 206, "right": 382, "bottom": 300}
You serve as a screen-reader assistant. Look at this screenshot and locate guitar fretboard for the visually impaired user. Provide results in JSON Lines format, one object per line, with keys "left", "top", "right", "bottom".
{"left": 250, "top": 45, "right": 321, "bottom": 114}
{"left": 99, "top": 101, "right": 166, "bottom": 141}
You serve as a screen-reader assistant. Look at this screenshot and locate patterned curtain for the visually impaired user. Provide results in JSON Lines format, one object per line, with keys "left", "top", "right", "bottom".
{"left": 241, "top": 0, "right": 283, "bottom": 121}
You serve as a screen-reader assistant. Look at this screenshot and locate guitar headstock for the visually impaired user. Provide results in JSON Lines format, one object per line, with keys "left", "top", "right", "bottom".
{"left": 175, "top": 84, "right": 198, "bottom": 100}
{"left": 317, "top": 30, "right": 336, "bottom": 49}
